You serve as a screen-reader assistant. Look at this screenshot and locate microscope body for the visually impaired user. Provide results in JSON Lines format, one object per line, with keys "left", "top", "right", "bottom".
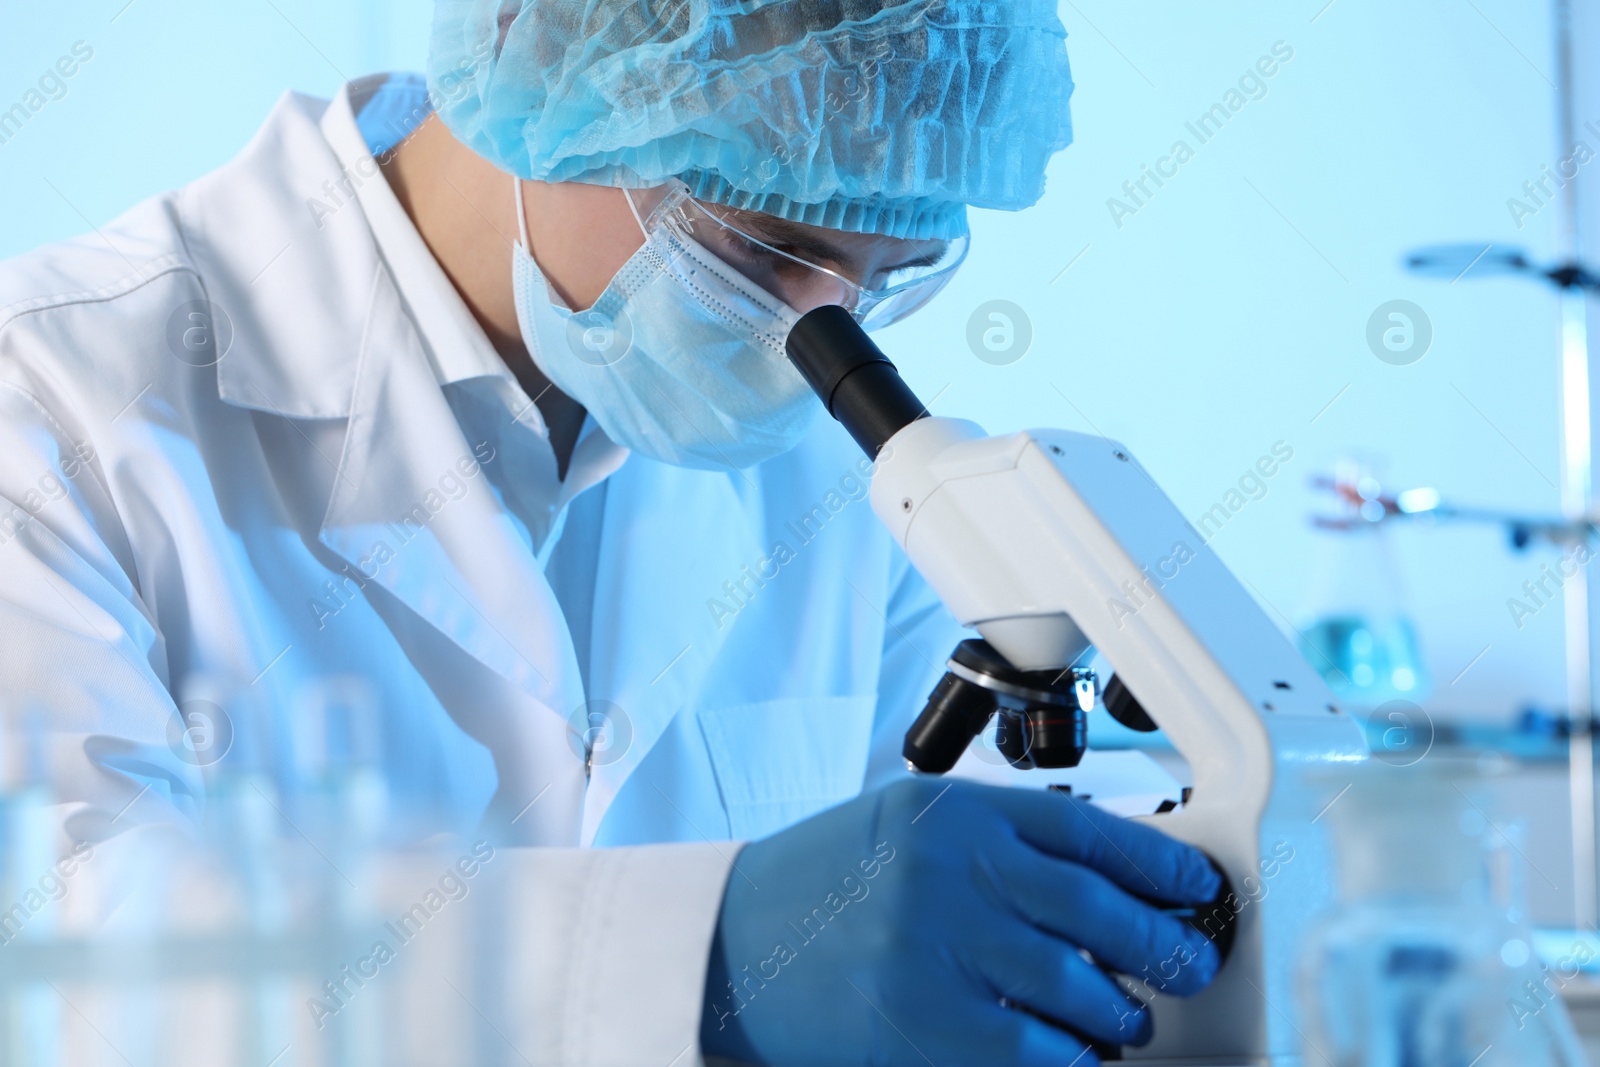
{"left": 785, "top": 306, "right": 1367, "bottom": 1064}
{"left": 873, "top": 416, "right": 1366, "bottom": 1064}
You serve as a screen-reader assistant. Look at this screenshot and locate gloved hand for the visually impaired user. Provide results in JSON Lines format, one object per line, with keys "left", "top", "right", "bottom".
{"left": 699, "top": 778, "right": 1223, "bottom": 1067}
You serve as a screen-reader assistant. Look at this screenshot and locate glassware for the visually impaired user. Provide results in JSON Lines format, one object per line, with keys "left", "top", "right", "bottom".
{"left": 1297, "top": 760, "right": 1588, "bottom": 1066}
{"left": 1300, "top": 457, "right": 1431, "bottom": 706}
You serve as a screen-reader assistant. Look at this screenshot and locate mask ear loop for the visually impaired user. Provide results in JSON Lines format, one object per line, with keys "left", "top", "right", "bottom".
{"left": 622, "top": 186, "right": 648, "bottom": 235}
{"left": 513, "top": 177, "right": 533, "bottom": 250}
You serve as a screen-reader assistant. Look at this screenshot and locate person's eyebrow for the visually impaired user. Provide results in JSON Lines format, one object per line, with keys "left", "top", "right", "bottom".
{"left": 738, "top": 215, "right": 864, "bottom": 275}
{"left": 724, "top": 208, "right": 949, "bottom": 279}
{"left": 773, "top": 225, "right": 951, "bottom": 275}
{"left": 883, "top": 248, "right": 947, "bottom": 272}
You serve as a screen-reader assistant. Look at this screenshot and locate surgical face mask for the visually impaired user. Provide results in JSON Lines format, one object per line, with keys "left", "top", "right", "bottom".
{"left": 510, "top": 178, "right": 819, "bottom": 471}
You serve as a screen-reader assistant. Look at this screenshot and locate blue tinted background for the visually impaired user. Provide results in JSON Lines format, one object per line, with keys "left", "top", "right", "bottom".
{"left": 0, "top": 0, "right": 1582, "bottom": 727}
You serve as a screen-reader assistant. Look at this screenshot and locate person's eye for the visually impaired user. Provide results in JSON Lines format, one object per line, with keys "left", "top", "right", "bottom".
{"left": 722, "top": 235, "right": 798, "bottom": 273}
{"left": 713, "top": 228, "right": 762, "bottom": 257}
{"left": 771, "top": 245, "right": 857, "bottom": 281}
{"left": 769, "top": 249, "right": 823, "bottom": 277}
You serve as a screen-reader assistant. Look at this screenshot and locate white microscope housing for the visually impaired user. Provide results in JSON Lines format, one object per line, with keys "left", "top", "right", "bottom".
{"left": 787, "top": 307, "right": 1368, "bottom": 1066}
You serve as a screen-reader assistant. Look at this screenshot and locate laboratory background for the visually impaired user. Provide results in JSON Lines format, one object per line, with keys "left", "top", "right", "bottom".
{"left": 6, "top": 0, "right": 1600, "bottom": 1063}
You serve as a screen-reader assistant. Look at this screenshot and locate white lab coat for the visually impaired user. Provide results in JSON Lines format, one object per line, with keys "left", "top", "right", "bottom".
{"left": 0, "top": 89, "right": 965, "bottom": 1063}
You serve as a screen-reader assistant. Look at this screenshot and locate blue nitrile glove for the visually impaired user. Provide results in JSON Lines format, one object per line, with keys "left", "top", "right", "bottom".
{"left": 699, "top": 778, "right": 1223, "bottom": 1067}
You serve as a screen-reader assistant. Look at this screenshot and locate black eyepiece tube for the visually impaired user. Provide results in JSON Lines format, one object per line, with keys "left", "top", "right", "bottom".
{"left": 785, "top": 305, "right": 929, "bottom": 458}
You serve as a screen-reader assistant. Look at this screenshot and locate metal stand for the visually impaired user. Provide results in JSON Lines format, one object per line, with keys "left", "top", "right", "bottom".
{"left": 1406, "top": 2, "right": 1600, "bottom": 930}
{"left": 1554, "top": 0, "right": 1598, "bottom": 931}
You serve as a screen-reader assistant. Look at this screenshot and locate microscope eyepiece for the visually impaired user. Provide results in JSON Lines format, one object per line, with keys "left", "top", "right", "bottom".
{"left": 785, "top": 305, "right": 929, "bottom": 458}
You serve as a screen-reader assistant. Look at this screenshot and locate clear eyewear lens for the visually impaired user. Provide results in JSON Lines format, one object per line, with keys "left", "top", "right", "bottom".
{"left": 651, "top": 192, "right": 967, "bottom": 327}
{"left": 856, "top": 274, "right": 954, "bottom": 331}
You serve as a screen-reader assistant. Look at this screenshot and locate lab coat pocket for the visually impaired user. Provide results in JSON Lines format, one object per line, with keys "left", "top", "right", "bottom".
{"left": 698, "top": 695, "right": 876, "bottom": 840}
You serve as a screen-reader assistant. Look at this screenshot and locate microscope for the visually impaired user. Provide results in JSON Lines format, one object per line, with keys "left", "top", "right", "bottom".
{"left": 787, "top": 307, "right": 1368, "bottom": 1065}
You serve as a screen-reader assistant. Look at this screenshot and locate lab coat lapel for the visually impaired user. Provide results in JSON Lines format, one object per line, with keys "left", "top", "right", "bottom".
{"left": 317, "top": 266, "right": 584, "bottom": 717}
{"left": 189, "top": 88, "right": 581, "bottom": 696}
{"left": 186, "top": 91, "right": 379, "bottom": 420}
{"left": 579, "top": 464, "right": 764, "bottom": 842}
{"left": 195, "top": 90, "right": 590, "bottom": 841}
{"left": 193, "top": 88, "right": 759, "bottom": 842}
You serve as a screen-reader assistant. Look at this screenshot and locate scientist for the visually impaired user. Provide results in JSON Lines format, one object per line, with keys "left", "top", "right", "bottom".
{"left": 0, "top": 0, "right": 1223, "bottom": 1063}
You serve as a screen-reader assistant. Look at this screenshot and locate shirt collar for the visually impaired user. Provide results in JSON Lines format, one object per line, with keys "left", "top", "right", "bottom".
{"left": 320, "top": 75, "right": 517, "bottom": 395}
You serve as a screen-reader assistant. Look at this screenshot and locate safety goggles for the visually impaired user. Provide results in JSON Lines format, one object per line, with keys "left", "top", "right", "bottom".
{"left": 628, "top": 180, "right": 969, "bottom": 331}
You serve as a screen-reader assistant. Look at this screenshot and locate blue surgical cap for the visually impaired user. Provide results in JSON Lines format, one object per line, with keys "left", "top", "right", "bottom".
{"left": 428, "top": 0, "right": 1074, "bottom": 240}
